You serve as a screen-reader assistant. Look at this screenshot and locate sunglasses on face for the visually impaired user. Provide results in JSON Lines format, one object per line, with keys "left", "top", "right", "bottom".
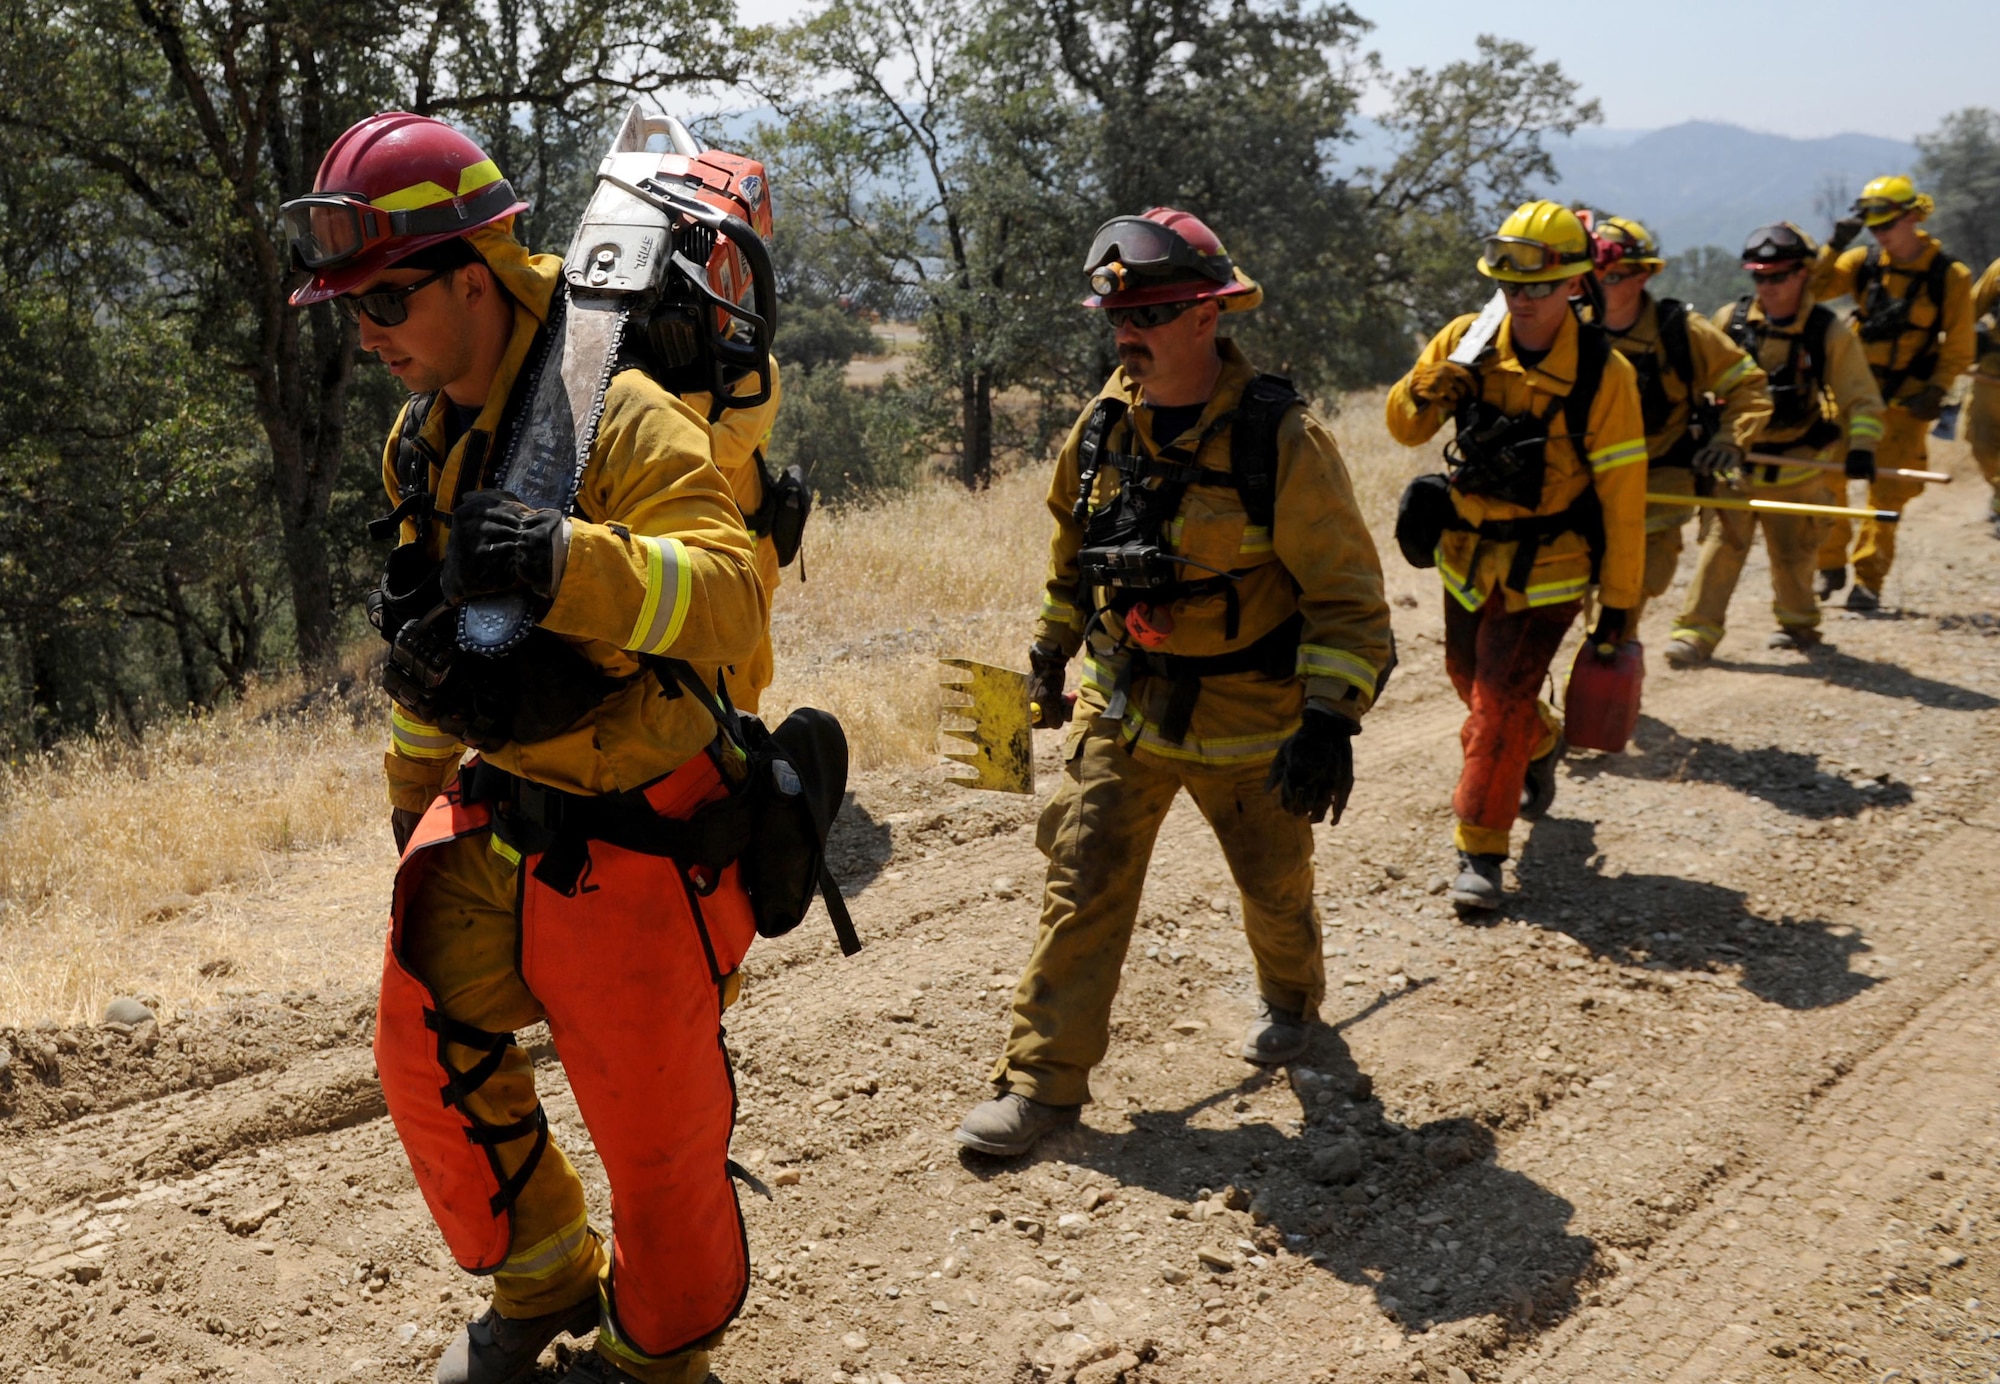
{"left": 1750, "top": 266, "right": 1804, "bottom": 285}
{"left": 335, "top": 267, "right": 453, "bottom": 327}
{"left": 1498, "top": 278, "right": 1567, "bottom": 301}
{"left": 1599, "top": 269, "right": 1646, "bottom": 285}
{"left": 1105, "top": 300, "right": 1195, "bottom": 330}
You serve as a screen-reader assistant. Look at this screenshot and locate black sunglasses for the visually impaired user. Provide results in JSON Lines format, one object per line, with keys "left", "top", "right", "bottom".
{"left": 1750, "top": 266, "right": 1804, "bottom": 284}
{"left": 335, "top": 267, "right": 453, "bottom": 328}
{"left": 1105, "top": 300, "right": 1195, "bottom": 330}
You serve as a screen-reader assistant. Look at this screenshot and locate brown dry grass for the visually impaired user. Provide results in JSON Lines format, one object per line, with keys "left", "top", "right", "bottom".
{"left": 0, "top": 391, "right": 1436, "bottom": 1026}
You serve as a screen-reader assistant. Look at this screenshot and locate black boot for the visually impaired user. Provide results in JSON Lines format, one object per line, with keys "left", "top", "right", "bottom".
{"left": 1449, "top": 852, "right": 1504, "bottom": 914}
{"left": 437, "top": 1298, "right": 598, "bottom": 1384}
{"left": 1519, "top": 734, "right": 1566, "bottom": 821}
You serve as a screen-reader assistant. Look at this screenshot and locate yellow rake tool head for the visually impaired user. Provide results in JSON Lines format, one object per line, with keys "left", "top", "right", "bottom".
{"left": 939, "top": 658, "right": 1034, "bottom": 794}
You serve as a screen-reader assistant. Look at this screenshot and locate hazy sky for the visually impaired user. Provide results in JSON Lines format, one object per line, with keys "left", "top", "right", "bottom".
{"left": 730, "top": 0, "right": 1997, "bottom": 142}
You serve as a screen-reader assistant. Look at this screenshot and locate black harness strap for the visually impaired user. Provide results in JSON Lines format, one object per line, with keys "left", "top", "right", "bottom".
{"left": 422, "top": 1008, "right": 549, "bottom": 1216}
{"left": 1135, "top": 612, "right": 1303, "bottom": 746}
{"left": 1856, "top": 245, "right": 1959, "bottom": 398}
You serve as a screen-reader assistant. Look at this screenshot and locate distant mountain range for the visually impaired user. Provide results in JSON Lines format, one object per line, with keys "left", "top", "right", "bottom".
{"left": 1537, "top": 121, "right": 1921, "bottom": 255}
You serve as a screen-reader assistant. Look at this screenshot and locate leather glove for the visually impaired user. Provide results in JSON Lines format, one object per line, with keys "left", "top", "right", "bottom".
{"left": 391, "top": 807, "right": 425, "bottom": 854}
{"left": 1411, "top": 360, "right": 1478, "bottom": 411}
{"left": 1829, "top": 216, "right": 1864, "bottom": 252}
{"left": 1901, "top": 384, "right": 1946, "bottom": 422}
{"left": 1264, "top": 705, "right": 1358, "bottom": 825}
{"left": 1844, "top": 447, "right": 1876, "bottom": 482}
{"left": 442, "top": 490, "right": 567, "bottom": 605}
{"left": 1690, "top": 440, "right": 1743, "bottom": 480}
{"left": 1587, "top": 606, "right": 1629, "bottom": 659}
{"left": 1027, "top": 643, "right": 1071, "bottom": 730}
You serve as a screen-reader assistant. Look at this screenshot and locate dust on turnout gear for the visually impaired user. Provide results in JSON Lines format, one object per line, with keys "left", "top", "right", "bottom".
{"left": 989, "top": 713, "right": 1333, "bottom": 1107}
{"left": 1970, "top": 259, "right": 2000, "bottom": 515}
{"left": 1038, "top": 340, "right": 1391, "bottom": 764}
{"left": 381, "top": 756, "right": 753, "bottom": 1382}
{"left": 1264, "top": 704, "right": 1358, "bottom": 823}
{"left": 373, "top": 219, "right": 767, "bottom": 814}
{"left": 1852, "top": 174, "right": 1933, "bottom": 228}
{"left": 1081, "top": 207, "right": 1263, "bottom": 312}
{"left": 1387, "top": 295, "right": 1645, "bottom": 860}
{"left": 285, "top": 112, "right": 529, "bottom": 305}
{"left": 1602, "top": 293, "right": 1772, "bottom": 628}
{"left": 1809, "top": 226, "right": 1974, "bottom": 587}
{"left": 1671, "top": 289, "right": 1882, "bottom": 654}
{"left": 684, "top": 360, "right": 788, "bottom": 712}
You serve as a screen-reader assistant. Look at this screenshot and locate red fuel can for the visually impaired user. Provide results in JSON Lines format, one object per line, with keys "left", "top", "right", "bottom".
{"left": 1565, "top": 638, "right": 1644, "bottom": 753}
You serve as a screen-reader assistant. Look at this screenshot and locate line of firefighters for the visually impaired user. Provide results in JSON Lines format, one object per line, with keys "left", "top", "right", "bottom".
{"left": 277, "top": 106, "right": 1993, "bottom": 1384}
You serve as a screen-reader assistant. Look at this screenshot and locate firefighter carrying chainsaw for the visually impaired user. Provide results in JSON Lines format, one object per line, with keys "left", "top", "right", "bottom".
{"left": 1386, "top": 200, "right": 1647, "bottom": 914}
{"left": 1809, "top": 175, "right": 1974, "bottom": 610}
{"left": 954, "top": 208, "right": 1393, "bottom": 1159}
{"left": 1662, "top": 222, "right": 1885, "bottom": 661}
{"left": 1581, "top": 214, "right": 1772, "bottom": 665}
{"left": 285, "top": 109, "right": 849, "bottom": 1384}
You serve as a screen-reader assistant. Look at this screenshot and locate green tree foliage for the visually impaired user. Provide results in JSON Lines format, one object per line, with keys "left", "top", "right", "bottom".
{"left": 0, "top": 0, "right": 741, "bottom": 671}
{"left": 1655, "top": 245, "right": 1751, "bottom": 319}
{"left": 1916, "top": 108, "right": 2000, "bottom": 271}
{"left": 755, "top": 1, "right": 1599, "bottom": 485}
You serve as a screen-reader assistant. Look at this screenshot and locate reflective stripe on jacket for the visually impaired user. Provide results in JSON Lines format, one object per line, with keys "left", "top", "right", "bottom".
{"left": 1385, "top": 309, "right": 1649, "bottom": 611}
{"left": 1710, "top": 293, "right": 1884, "bottom": 486}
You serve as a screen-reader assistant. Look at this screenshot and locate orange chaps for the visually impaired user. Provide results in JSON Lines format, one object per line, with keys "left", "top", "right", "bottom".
{"left": 375, "top": 753, "right": 755, "bottom": 1361}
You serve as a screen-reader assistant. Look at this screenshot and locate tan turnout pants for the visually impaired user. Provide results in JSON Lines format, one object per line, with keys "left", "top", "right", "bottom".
{"left": 1672, "top": 475, "right": 1832, "bottom": 649}
{"left": 1629, "top": 466, "right": 1696, "bottom": 629}
{"left": 1816, "top": 405, "right": 1930, "bottom": 589}
{"left": 991, "top": 716, "right": 1325, "bottom": 1108}
{"left": 1970, "top": 373, "right": 2000, "bottom": 514}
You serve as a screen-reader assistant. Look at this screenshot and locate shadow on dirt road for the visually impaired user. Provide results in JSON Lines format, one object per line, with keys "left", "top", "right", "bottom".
{"left": 1511, "top": 816, "right": 1877, "bottom": 1010}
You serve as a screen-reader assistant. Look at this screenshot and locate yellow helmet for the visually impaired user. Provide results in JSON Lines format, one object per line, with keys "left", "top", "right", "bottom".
{"left": 1853, "top": 174, "right": 1933, "bottom": 228}
{"left": 1591, "top": 215, "right": 1666, "bottom": 274}
{"left": 1477, "top": 200, "right": 1594, "bottom": 283}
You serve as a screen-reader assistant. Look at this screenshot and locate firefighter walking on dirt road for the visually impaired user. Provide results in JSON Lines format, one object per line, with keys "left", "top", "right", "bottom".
{"left": 1664, "top": 223, "right": 1884, "bottom": 661}
{"left": 1384, "top": 200, "right": 1647, "bottom": 915}
{"left": 1968, "top": 256, "right": 2000, "bottom": 535}
{"left": 285, "top": 115, "right": 769, "bottom": 1384}
{"left": 1809, "top": 175, "right": 1974, "bottom": 609}
{"left": 955, "top": 208, "right": 1394, "bottom": 1160}
{"left": 1583, "top": 214, "right": 1771, "bottom": 666}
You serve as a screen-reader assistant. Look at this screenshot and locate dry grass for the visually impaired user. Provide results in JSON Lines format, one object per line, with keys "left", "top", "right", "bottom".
{"left": 0, "top": 391, "right": 1438, "bottom": 1026}
{"left": 0, "top": 678, "right": 382, "bottom": 1026}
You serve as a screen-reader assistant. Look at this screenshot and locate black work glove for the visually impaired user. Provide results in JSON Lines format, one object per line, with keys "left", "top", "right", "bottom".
{"left": 1690, "top": 440, "right": 1743, "bottom": 481}
{"left": 442, "top": 490, "right": 566, "bottom": 606}
{"left": 1901, "top": 384, "right": 1946, "bottom": 422}
{"left": 1844, "top": 447, "right": 1876, "bottom": 482}
{"left": 1027, "top": 643, "right": 1071, "bottom": 730}
{"left": 1829, "top": 216, "right": 1864, "bottom": 252}
{"left": 391, "top": 807, "right": 424, "bottom": 854}
{"left": 1587, "top": 606, "right": 1629, "bottom": 659}
{"left": 1265, "top": 705, "right": 1358, "bottom": 825}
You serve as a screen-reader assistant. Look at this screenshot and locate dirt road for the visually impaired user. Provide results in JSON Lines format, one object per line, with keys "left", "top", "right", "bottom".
{"left": 3, "top": 448, "right": 1998, "bottom": 1384}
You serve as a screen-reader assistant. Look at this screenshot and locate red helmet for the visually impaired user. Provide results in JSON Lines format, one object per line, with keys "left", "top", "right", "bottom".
{"left": 1081, "top": 207, "right": 1262, "bottom": 312}
{"left": 283, "top": 113, "right": 528, "bottom": 306}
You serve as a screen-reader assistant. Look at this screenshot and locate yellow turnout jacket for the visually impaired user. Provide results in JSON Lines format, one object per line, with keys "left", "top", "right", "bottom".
{"left": 1811, "top": 231, "right": 1974, "bottom": 406}
{"left": 1710, "top": 292, "right": 1883, "bottom": 486}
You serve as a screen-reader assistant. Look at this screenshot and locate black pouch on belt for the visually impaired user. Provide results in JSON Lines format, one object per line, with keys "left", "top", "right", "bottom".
{"left": 1394, "top": 473, "right": 1456, "bottom": 569}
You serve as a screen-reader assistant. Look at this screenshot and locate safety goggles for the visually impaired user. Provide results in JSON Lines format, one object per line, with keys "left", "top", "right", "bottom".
{"left": 1084, "top": 217, "right": 1233, "bottom": 285}
{"left": 1105, "top": 300, "right": 1195, "bottom": 330}
{"left": 335, "top": 267, "right": 452, "bottom": 328}
{"left": 1497, "top": 278, "right": 1567, "bottom": 301}
{"left": 1482, "top": 236, "right": 1589, "bottom": 277}
{"left": 281, "top": 180, "right": 519, "bottom": 271}
{"left": 1852, "top": 197, "right": 1910, "bottom": 223}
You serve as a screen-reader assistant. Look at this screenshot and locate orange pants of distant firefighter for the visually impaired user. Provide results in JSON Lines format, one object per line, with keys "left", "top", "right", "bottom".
{"left": 1444, "top": 598, "right": 1577, "bottom": 857}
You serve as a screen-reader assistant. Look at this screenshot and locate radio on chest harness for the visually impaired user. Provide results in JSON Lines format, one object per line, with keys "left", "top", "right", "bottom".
{"left": 1069, "top": 374, "right": 1302, "bottom": 744}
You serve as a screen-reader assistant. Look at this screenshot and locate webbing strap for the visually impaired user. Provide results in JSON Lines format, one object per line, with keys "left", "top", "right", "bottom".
{"left": 426, "top": 1009, "right": 516, "bottom": 1106}
{"left": 478, "top": 1108, "right": 550, "bottom": 1217}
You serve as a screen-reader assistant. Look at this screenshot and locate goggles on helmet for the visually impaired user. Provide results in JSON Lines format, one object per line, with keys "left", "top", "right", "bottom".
{"left": 1852, "top": 196, "right": 1912, "bottom": 222}
{"left": 1481, "top": 236, "right": 1589, "bottom": 277}
{"left": 1084, "top": 216, "right": 1233, "bottom": 285}
{"left": 281, "top": 180, "right": 521, "bottom": 271}
{"left": 1741, "top": 223, "right": 1810, "bottom": 267}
